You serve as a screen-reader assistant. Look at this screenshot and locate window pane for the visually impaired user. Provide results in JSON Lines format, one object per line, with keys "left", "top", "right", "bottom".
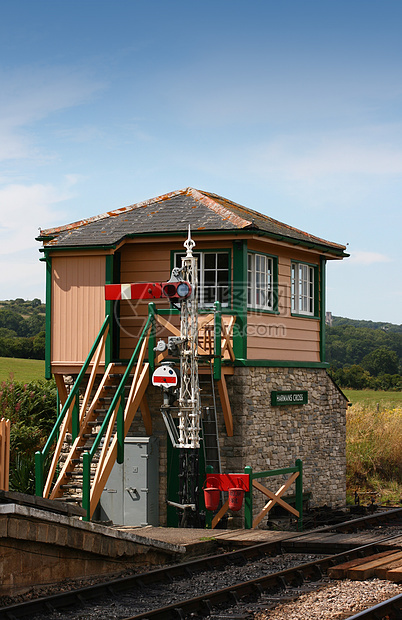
{"left": 204, "top": 271, "right": 216, "bottom": 286}
{"left": 204, "top": 287, "right": 215, "bottom": 303}
{"left": 291, "top": 261, "right": 315, "bottom": 315}
{"left": 204, "top": 253, "right": 216, "bottom": 269}
{"left": 217, "top": 270, "right": 228, "bottom": 284}
{"left": 217, "top": 286, "right": 228, "bottom": 304}
{"left": 248, "top": 252, "right": 275, "bottom": 310}
{"left": 217, "top": 253, "right": 229, "bottom": 269}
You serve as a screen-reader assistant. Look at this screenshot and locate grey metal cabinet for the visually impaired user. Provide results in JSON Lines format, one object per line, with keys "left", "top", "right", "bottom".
{"left": 99, "top": 436, "right": 159, "bottom": 526}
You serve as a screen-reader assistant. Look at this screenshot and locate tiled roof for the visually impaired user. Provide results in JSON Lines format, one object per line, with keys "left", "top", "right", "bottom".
{"left": 38, "top": 187, "right": 347, "bottom": 254}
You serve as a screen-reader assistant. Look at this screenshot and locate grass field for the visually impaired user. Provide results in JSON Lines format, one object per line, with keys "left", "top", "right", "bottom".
{"left": 0, "top": 357, "right": 45, "bottom": 382}
{"left": 343, "top": 389, "right": 402, "bottom": 408}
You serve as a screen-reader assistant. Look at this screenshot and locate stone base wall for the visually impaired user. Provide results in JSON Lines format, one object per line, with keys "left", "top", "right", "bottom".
{"left": 128, "top": 367, "right": 347, "bottom": 527}
{"left": 71, "top": 366, "right": 347, "bottom": 527}
{"left": 223, "top": 367, "right": 347, "bottom": 518}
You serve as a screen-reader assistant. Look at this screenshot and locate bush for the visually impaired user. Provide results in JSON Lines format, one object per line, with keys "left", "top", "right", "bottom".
{"left": 347, "top": 404, "right": 402, "bottom": 488}
{"left": 0, "top": 378, "right": 57, "bottom": 463}
{"left": 329, "top": 365, "right": 402, "bottom": 391}
{"left": 9, "top": 453, "right": 36, "bottom": 494}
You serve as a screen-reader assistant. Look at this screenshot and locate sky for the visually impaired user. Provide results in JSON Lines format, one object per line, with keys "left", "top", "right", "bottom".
{"left": 0, "top": 0, "right": 401, "bottom": 324}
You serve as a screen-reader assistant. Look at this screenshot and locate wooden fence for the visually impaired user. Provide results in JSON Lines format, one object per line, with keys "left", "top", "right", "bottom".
{"left": 0, "top": 418, "right": 10, "bottom": 491}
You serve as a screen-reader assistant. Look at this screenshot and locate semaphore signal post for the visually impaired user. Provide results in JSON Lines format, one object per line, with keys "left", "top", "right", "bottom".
{"left": 105, "top": 227, "right": 203, "bottom": 526}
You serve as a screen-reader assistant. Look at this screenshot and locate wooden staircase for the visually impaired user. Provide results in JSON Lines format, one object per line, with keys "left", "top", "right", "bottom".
{"left": 51, "top": 367, "right": 129, "bottom": 503}
{"left": 36, "top": 306, "right": 237, "bottom": 521}
{"left": 38, "top": 318, "right": 152, "bottom": 520}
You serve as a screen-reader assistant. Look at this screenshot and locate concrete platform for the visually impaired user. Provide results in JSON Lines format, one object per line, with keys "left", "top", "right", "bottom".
{"left": 120, "top": 525, "right": 297, "bottom": 555}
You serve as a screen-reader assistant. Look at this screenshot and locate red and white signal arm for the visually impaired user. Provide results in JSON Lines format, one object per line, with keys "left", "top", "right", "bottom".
{"left": 152, "top": 365, "right": 178, "bottom": 387}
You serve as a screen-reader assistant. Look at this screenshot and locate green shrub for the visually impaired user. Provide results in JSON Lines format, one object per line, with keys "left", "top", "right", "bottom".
{"left": 347, "top": 404, "right": 402, "bottom": 494}
{"left": 9, "top": 453, "right": 36, "bottom": 494}
{"left": 0, "top": 378, "right": 57, "bottom": 466}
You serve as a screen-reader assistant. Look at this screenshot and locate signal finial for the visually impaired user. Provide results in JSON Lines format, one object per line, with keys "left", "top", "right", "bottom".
{"left": 184, "top": 225, "right": 195, "bottom": 256}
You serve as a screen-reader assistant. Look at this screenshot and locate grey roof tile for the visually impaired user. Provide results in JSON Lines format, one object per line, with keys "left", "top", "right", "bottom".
{"left": 38, "top": 187, "right": 346, "bottom": 254}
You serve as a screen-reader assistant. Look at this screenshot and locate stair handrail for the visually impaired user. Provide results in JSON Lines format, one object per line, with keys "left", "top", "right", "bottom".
{"left": 35, "top": 314, "right": 111, "bottom": 496}
{"left": 82, "top": 313, "right": 152, "bottom": 519}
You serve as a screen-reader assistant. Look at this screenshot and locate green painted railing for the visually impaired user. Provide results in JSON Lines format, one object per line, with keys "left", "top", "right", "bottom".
{"left": 81, "top": 313, "right": 152, "bottom": 520}
{"left": 244, "top": 459, "right": 303, "bottom": 531}
{"left": 34, "top": 315, "right": 111, "bottom": 497}
{"left": 213, "top": 301, "right": 222, "bottom": 380}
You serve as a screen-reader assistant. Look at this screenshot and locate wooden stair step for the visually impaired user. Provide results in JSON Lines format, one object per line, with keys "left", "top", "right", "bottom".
{"left": 59, "top": 496, "right": 82, "bottom": 503}
{"left": 60, "top": 483, "right": 83, "bottom": 489}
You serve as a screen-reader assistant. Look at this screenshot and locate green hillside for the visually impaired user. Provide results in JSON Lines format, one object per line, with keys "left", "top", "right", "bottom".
{"left": 0, "top": 298, "right": 45, "bottom": 360}
{"left": 327, "top": 316, "right": 402, "bottom": 390}
{"left": 0, "top": 357, "right": 45, "bottom": 382}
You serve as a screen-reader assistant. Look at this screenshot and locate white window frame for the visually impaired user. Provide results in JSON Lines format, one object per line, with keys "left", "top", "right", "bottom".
{"left": 247, "top": 252, "right": 273, "bottom": 310}
{"left": 291, "top": 262, "right": 315, "bottom": 316}
{"left": 174, "top": 251, "right": 229, "bottom": 308}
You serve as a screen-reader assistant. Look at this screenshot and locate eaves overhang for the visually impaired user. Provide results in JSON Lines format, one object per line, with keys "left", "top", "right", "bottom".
{"left": 36, "top": 187, "right": 348, "bottom": 258}
{"left": 39, "top": 227, "right": 348, "bottom": 259}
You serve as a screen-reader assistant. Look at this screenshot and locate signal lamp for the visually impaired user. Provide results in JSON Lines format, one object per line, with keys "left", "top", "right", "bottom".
{"left": 162, "top": 281, "right": 192, "bottom": 302}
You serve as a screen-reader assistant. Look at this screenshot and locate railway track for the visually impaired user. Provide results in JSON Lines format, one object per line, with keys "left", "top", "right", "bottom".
{"left": 345, "top": 593, "right": 402, "bottom": 619}
{"left": 1, "top": 508, "right": 402, "bottom": 620}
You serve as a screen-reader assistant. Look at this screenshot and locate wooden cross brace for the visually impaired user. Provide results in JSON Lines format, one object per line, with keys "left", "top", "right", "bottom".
{"left": 252, "top": 471, "right": 300, "bottom": 529}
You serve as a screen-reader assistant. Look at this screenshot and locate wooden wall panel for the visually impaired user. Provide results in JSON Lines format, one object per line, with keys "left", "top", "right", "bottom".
{"left": 51, "top": 255, "right": 106, "bottom": 369}
{"left": 247, "top": 314, "right": 320, "bottom": 361}
{"left": 118, "top": 241, "right": 231, "bottom": 358}
{"left": 247, "top": 241, "right": 320, "bottom": 362}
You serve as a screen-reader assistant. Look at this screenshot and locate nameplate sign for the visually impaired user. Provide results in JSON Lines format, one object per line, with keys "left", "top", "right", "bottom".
{"left": 271, "top": 390, "right": 308, "bottom": 406}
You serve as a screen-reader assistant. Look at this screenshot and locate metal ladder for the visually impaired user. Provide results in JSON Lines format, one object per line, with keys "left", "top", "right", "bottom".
{"left": 201, "top": 362, "right": 222, "bottom": 476}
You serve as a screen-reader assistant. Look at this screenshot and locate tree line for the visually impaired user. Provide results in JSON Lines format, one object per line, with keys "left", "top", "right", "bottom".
{"left": 326, "top": 316, "right": 402, "bottom": 390}
{"left": 0, "top": 299, "right": 45, "bottom": 360}
{"left": 0, "top": 300, "right": 401, "bottom": 390}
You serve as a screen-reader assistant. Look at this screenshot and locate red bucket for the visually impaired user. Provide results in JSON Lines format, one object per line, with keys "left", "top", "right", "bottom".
{"left": 204, "top": 487, "right": 220, "bottom": 511}
{"left": 228, "top": 488, "right": 244, "bottom": 512}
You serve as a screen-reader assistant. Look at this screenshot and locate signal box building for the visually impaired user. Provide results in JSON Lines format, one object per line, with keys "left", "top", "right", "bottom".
{"left": 37, "top": 188, "right": 348, "bottom": 527}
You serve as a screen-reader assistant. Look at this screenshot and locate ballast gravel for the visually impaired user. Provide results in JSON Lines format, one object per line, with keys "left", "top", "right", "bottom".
{"left": 254, "top": 578, "right": 402, "bottom": 620}
{"left": 26, "top": 553, "right": 323, "bottom": 619}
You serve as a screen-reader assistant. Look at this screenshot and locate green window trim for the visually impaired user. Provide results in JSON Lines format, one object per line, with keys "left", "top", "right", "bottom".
{"left": 290, "top": 312, "right": 320, "bottom": 320}
{"left": 170, "top": 248, "right": 232, "bottom": 310}
{"left": 233, "top": 359, "right": 329, "bottom": 369}
{"left": 247, "top": 250, "right": 279, "bottom": 314}
{"left": 232, "top": 240, "right": 248, "bottom": 360}
{"left": 45, "top": 256, "right": 52, "bottom": 380}
{"left": 247, "top": 308, "right": 281, "bottom": 316}
{"left": 291, "top": 260, "right": 319, "bottom": 318}
{"left": 320, "top": 257, "right": 326, "bottom": 363}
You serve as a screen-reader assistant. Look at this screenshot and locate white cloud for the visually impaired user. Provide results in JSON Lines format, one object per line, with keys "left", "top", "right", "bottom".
{"left": 247, "top": 130, "right": 402, "bottom": 182}
{"left": 0, "top": 65, "right": 105, "bottom": 162}
{"left": 0, "top": 251, "right": 45, "bottom": 301}
{"left": 0, "top": 182, "right": 70, "bottom": 255}
{"left": 347, "top": 251, "right": 392, "bottom": 265}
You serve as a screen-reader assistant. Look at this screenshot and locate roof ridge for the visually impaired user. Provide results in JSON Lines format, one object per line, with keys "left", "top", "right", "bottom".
{"left": 40, "top": 188, "right": 190, "bottom": 236}
{"left": 200, "top": 190, "right": 346, "bottom": 250}
{"left": 189, "top": 188, "right": 252, "bottom": 229}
